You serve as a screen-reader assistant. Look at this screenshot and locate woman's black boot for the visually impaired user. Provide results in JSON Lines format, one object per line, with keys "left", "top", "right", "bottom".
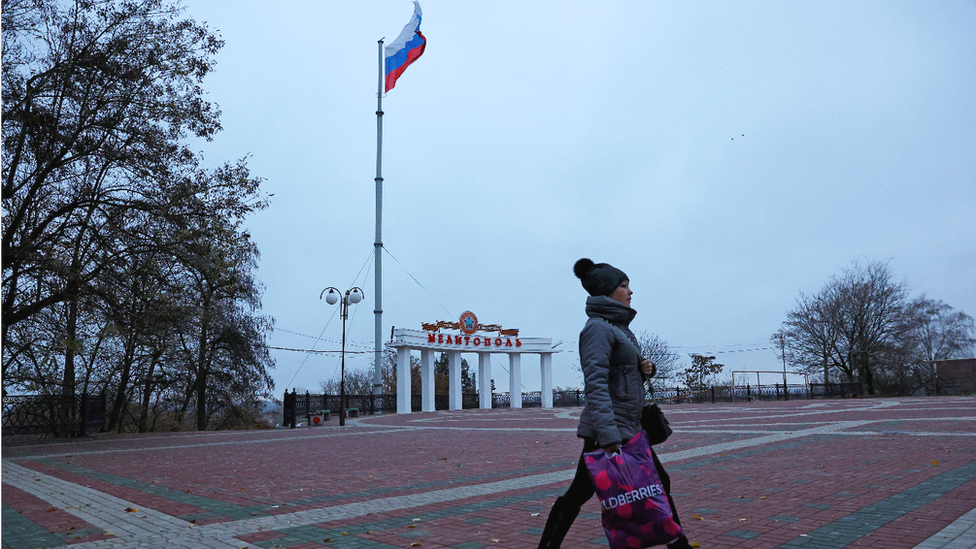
{"left": 667, "top": 535, "right": 694, "bottom": 549}
{"left": 538, "top": 496, "right": 581, "bottom": 549}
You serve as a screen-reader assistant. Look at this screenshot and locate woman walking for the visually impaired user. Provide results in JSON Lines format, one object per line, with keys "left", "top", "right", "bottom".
{"left": 538, "top": 258, "right": 692, "bottom": 549}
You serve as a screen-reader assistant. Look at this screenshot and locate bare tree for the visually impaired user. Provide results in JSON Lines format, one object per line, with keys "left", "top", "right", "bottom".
{"left": 2, "top": 1, "right": 275, "bottom": 432}
{"left": 902, "top": 296, "right": 976, "bottom": 362}
{"left": 320, "top": 368, "right": 375, "bottom": 396}
{"left": 833, "top": 260, "right": 909, "bottom": 394}
{"left": 870, "top": 296, "right": 976, "bottom": 395}
{"left": 636, "top": 331, "right": 681, "bottom": 390}
{"left": 776, "top": 290, "right": 842, "bottom": 383}
{"left": 778, "top": 260, "right": 911, "bottom": 395}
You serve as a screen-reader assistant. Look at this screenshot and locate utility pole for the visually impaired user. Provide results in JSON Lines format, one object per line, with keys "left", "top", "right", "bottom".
{"left": 774, "top": 333, "right": 788, "bottom": 399}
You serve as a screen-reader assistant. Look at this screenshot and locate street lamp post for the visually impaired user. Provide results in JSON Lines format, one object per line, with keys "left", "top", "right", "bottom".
{"left": 320, "top": 286, "right": 364, "bottom": 426}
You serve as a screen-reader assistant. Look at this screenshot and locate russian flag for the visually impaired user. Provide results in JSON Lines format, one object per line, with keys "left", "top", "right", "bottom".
{"left": 384, "top": 1, "right": 426, "bottom": 92}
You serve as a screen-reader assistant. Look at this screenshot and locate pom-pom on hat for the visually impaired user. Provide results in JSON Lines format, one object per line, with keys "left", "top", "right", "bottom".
{"left": 574, "top": 258, "right": 628, "bottom": 297}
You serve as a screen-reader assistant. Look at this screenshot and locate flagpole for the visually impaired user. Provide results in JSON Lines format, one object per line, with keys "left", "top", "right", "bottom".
{"left": 373, "top": 39, "right": 385, "bottom": 406}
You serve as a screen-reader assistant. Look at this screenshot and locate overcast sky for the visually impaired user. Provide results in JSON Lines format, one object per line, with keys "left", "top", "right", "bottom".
{"left": 186, "top": 0, "right": 976, "bottom": 394}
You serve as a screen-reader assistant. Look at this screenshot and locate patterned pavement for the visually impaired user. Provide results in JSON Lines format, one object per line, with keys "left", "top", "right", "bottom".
{"left": 2, "top": 397, "right": 975, "bottom": 549}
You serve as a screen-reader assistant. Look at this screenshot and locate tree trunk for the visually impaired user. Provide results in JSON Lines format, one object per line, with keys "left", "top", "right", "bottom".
{"left": 137, "top": 350, "right": 161, "bottom": 433}
{"left": 195, "top": 298, "right": 211, "bottom": 431}
{"left": 63, "top": 296, "right": 78, "bottom": 435}
{"left": 195, "top": 366, "right": 207, "bottom": 431}
{"left": 108, "top": 340, "right": 137, "bottom": 433}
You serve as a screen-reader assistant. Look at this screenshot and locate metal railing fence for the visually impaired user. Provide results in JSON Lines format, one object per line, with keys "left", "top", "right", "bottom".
{"left": 281, "top": 383, "right": 864, "bottom": 427}
{"left": 2, "top": 393, "right": 106, "bottom": 438}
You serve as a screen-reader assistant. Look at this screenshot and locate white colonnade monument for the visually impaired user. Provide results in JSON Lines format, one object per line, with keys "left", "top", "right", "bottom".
{"left": 387, "top": 311, "right": 557, "bottom": 414}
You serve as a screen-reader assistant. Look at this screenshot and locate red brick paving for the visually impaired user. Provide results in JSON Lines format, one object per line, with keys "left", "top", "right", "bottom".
{"left": 3, "top": 397, "right": 975, "bottom": 548}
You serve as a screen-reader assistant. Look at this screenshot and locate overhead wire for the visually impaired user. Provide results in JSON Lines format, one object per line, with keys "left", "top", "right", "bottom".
{"left": 382, "top": 246, "right": 455, "bottom": 319}
{"left": 281, "top": 249, "right": 374, "bottom": 389}
{"left": 382, "top": 245, "right": 528, "bottom": 390}
{"left": 326, "top": 250, "right": 375, "bottom": 384}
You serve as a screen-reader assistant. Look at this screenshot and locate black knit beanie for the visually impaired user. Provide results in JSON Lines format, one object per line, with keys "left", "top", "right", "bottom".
{"left": 573, "top": 258, "right": 628, "bottom": 297}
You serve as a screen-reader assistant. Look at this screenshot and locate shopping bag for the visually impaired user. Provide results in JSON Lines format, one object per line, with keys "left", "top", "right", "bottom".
{"left": 584, "top": 431, "right": 684, "bottom": 548}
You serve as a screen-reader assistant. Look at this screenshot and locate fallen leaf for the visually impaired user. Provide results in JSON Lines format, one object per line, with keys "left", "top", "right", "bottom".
{"left": 323, "top": 539, "right": 332, "bottom": 543}
{"left": 47, "top": 507, "right": 58, "bottom": 513}
{"left": 691, "top": 544, "right": 701, "bottom": 548}
{"left": 408, "top": 525, "right": 417, "bottom": 529}
{"left": 932, "top": 460, "right": 939, "bottom": 466}
{"left": 410, "top": 544, "right": 422, "bottom": 547}
{"left": 761, "top": 496, "right": 767, "bottom": 500}
{"left": 125, "top": 507, "right": 139, "bottom": 513}
{"left": 693, "top": 514, "right": 703, "bottom": 521}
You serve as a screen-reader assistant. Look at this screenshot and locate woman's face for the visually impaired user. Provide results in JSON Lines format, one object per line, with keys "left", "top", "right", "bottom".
{"left": 609, "top": 280, "right": 632, "bottom": 307}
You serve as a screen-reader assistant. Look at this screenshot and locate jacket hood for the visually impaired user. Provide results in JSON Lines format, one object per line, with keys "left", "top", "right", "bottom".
{"left": 585, "top": 295, "right": 637, "bottom": 326}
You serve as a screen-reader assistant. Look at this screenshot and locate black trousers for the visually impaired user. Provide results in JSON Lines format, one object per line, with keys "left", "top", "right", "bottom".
{"left": 562, "top": 438, "right": 687, "bottom": 536}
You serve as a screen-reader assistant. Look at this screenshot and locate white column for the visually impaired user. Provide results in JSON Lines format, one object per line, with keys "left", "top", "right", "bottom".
{"left": 397, "top": 346, "right": 412, "bottom": 414}
{"left": 448, "top": 351, "right": 462, "bottom": 410}
{"left": 540, "top": 352, "right": 553, "bottom": 408}
{"left": 509, "top": 353, "right": 522, "bottom": 409}
{"left": 479, "top": 352, "right": 492, "bottom": 409}
{"left": 421, "top": 349, "right": 435, "bottom": 412}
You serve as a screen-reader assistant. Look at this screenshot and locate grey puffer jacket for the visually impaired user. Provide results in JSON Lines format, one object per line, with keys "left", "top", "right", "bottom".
{"left": 576, "top": 296, "right": 645, "bottom": 447}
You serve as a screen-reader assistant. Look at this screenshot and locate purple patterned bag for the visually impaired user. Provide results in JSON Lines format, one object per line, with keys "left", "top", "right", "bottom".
{"left": 584, "top": 431, "right": 684, "bottom": 548}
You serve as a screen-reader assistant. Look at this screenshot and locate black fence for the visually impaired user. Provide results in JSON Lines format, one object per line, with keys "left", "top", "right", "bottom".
{"left": 282, "top": 389, "right": 586, "bottom": 427}
{"left": 2, "top": 392, "right": 106, "bottom": 438}
{"left": 654, "top": 383, "right": 809, "bottom": 404}
{"left": 283, "top": 383, "right": 869, "bottom": 426}
{"left": 810, "top": 382, "right": 863, "bottom": 399}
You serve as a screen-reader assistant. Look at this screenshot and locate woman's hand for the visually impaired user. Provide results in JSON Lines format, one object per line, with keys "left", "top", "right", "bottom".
{"left": 640, "top": 359, "right": 656, "bottom": 377}
{"left": 603, "top": 442, "right": 621, "bottom": 454}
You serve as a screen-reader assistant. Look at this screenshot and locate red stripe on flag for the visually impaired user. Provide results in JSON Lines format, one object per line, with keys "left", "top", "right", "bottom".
{"left": 385, "top": 32, "right": 426, "bottom": 92}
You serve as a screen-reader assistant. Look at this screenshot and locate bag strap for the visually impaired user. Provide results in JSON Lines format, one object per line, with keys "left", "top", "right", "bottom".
{"left": 596, "top": 318, "right": 658, "bottom": 404}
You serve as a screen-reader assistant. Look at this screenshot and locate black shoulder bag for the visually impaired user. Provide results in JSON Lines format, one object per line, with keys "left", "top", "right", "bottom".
{"left": 641, "top": 384, "right": 672, "bottom": 446}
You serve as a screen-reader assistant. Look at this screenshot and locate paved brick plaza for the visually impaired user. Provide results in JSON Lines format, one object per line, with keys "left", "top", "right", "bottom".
{"left": 3, "top": 397, "right": 975, "bottom": 549}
